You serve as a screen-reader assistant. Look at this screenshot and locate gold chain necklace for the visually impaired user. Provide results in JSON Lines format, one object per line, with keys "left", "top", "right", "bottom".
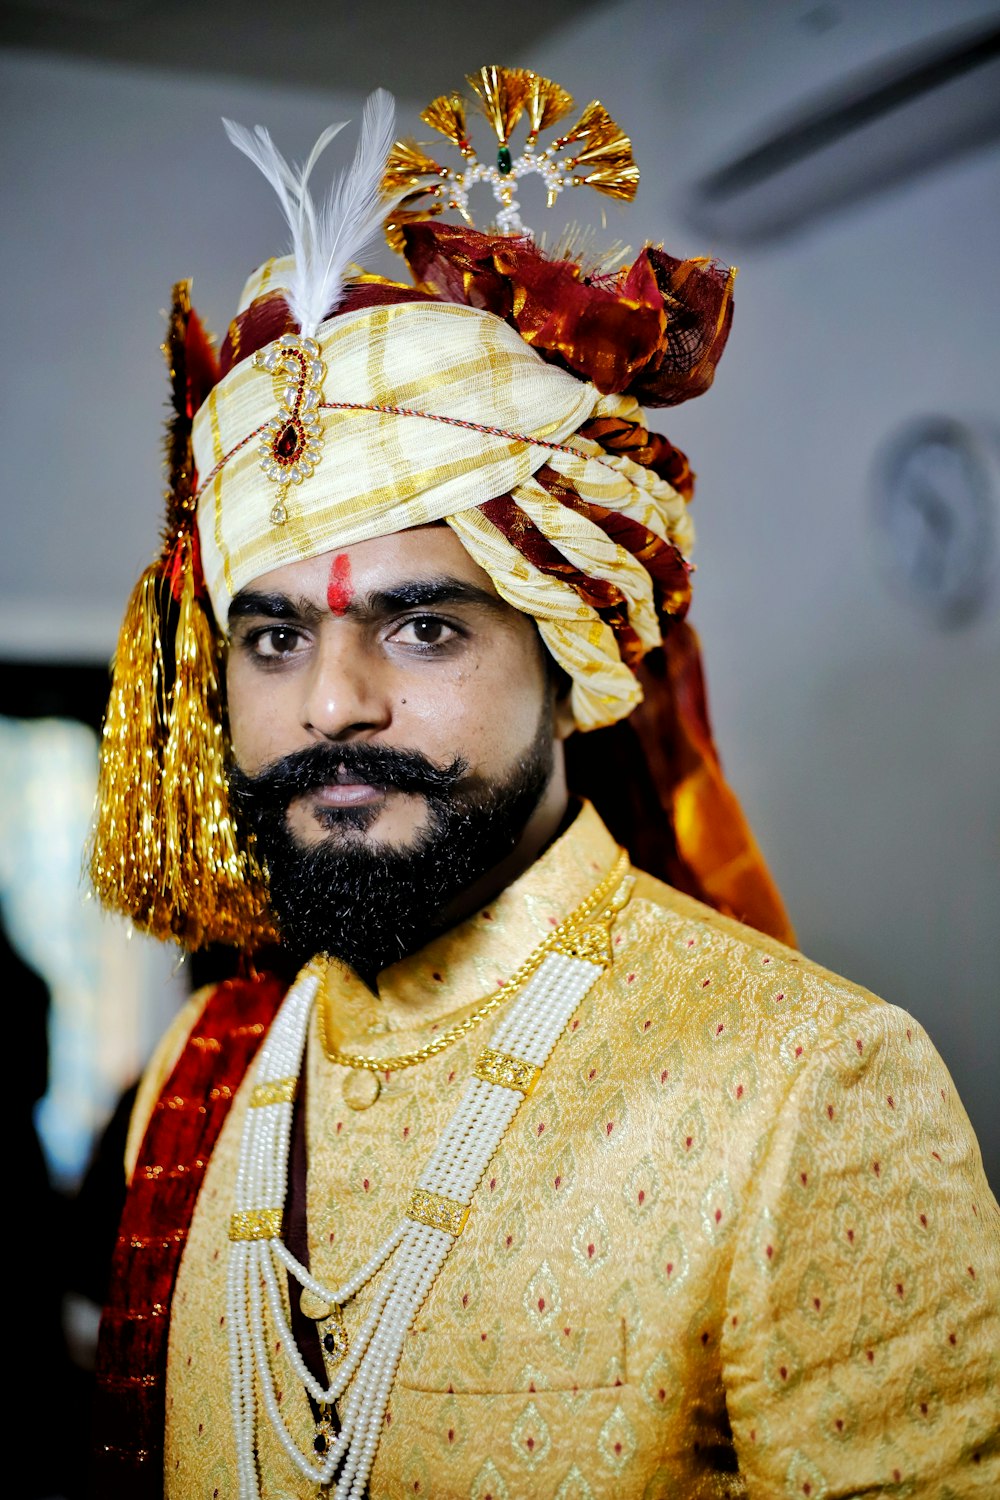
{"left": 317, "top": 849, "right": 631, "bottom": 1072}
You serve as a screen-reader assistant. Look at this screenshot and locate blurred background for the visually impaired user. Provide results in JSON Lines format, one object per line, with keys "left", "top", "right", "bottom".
{"left": 1, "top": 0, "right": 998, "bottom": 1487}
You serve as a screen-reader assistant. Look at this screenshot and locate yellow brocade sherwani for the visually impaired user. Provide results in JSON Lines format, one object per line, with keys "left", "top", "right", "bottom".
{"left": 135, "top": 804, "right": 999, "bottom": 1497}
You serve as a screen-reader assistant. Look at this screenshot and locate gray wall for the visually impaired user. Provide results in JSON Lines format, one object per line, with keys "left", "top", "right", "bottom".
{"left": 1, "top": 12, "right": 997, "bottom": 1187}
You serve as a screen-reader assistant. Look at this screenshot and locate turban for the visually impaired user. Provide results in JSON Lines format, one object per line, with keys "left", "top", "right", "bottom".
{"left": 90, "top": 88, "right": 792, "bottom": 952}
{"left": 196, "top": 258, "right": 699, "bottom": 731}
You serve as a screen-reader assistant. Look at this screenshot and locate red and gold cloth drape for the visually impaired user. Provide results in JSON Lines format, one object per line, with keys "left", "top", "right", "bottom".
{"left": 91, "top": 972, "right": 287, "bottom": 1497}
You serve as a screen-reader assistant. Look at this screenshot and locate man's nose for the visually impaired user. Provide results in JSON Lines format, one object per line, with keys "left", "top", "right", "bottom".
{"left": 299, "top": 631, "right": 390, "bottom": 741}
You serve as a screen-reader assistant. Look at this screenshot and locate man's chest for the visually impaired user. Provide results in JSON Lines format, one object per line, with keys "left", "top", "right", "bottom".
{"left": 165, "top": 994, "right": 768, "bottom": 1498}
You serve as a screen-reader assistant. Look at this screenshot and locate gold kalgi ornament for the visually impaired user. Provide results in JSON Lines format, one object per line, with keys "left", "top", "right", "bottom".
{"left": 381, "top": 65, "right": 638, "bottom": 242}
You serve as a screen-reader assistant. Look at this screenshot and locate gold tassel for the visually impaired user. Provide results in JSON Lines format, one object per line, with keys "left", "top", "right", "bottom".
{"left": 466, "top": 65, "right": 529, "bottom": 144}
{"left": 559, "top": 101, "right": 639, "bottom": 202}
{"left": 420, "top": 93, "right": 471, "bottom": 153}
{"left": 89, "top": 540, "right": 276, "bottom": 950}
{"left": 160, "top": 535, "right": 276, "bottom": 949}
{"left": 522, "top": 72, "right": 574, "bottom": 142}
{"left": 382, "top": 139, "right": 446, "bottom": 193}
{"left": 89, "top": 562, "right": 169, "bottom": 932}
{"left": 90, "top": 282, "right": 273, "bottom": 950}
{"left": 572, "top": 159, "right": 640, "bottom": 201}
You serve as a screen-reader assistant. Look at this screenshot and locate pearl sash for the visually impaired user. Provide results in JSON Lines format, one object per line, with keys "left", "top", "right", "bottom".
{"left": 227, "top": 903, "right": 627, "bottom": 1498}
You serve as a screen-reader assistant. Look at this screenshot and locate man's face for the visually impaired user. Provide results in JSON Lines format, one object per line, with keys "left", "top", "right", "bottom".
{"left": 225, "top": 524, "right": 572, "bottom": 972}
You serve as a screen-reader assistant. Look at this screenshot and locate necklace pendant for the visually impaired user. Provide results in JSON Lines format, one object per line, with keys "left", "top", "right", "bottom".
{"left": 342, "top": 1069, "right": 381, "bottom": 1109}
{"left": 558, "top": 918, "right": 613, "bottom": 966}
{"left": 311, "top": 1403, "right": 339, "bottom": 1492}
{"left": 556, "top": 872, "right": 636, "bottom": 967}
{"left": 319, "top": 1303, "right": 350, "bottom": 1365}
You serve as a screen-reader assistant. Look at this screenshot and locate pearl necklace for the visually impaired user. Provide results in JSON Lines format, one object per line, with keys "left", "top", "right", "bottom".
{"left": 226, "top": 857, "right": 633, "bottom": 1498}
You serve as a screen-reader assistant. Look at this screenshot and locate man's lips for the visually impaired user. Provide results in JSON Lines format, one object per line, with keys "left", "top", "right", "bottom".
{"left": 310, "top": 777, "right": 387, "bottom": 808}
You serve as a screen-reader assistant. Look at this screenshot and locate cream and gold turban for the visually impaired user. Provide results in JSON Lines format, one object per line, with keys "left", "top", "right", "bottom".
{"left": 194, "top": 257, "right": 694, "bottom": 731}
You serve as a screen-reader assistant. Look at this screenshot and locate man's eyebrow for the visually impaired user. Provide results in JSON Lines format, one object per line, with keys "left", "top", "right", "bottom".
{"left": 228, "top": 591, "right": 322, "bottom": 627}
{"left": 365, "top": 578, "right": 507, "bottom": 615}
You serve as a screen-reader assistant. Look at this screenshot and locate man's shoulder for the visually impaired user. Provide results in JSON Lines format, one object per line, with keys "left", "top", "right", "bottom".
{"left": 620, "top": 864, "right": 910, "bottom": 1054}
{"left": 603, "top": 868, "right": 964, "bottom": 1164}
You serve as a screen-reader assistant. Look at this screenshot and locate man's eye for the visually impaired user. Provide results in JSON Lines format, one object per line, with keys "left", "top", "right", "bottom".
{"left": 250, "top": 626, "right": 304, "bottom": 658}
{"left": 393, "top": 616, "right": 457, "bottom": 648}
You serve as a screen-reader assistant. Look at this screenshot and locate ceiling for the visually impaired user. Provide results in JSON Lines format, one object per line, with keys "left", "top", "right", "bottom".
{"left": 0, "top": 0, "right": 605, "bottom": 95}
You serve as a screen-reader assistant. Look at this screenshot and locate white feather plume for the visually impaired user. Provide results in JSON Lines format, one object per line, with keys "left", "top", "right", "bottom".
{"left": 223, "top": 89, "right": 397, "bottom": 339}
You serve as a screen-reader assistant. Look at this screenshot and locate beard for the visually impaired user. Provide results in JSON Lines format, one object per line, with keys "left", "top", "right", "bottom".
{"left": 228, "top": 713, "right": 555, "bottom": 981}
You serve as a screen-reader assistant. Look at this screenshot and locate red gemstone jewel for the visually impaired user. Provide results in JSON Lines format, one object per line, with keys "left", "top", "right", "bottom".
{"left": 274, "top": 421, "right": 302, "bottom": 462}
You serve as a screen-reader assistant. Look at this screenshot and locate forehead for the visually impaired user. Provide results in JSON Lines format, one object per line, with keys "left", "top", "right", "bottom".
{"left": 239, "top": 523, "right": 500, "bottom": 601}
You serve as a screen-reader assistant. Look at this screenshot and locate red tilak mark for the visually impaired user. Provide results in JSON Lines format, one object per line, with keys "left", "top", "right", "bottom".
{"left": 326, "top": 552, "right": 353, "bottom": 615}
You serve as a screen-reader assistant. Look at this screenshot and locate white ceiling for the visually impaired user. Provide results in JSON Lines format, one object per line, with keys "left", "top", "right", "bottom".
{"left": 1, "top": 0, "right": 606, "bottom": 95}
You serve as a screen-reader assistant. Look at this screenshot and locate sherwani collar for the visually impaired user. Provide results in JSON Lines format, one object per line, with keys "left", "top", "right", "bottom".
{"left": 318, "top": 800, "right": 620, "bottom": 1052}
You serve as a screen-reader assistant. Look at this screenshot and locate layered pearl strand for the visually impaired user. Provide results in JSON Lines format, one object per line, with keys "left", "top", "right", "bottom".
{"left": 227, "top": 865, "right": 631, "bottom": 1498}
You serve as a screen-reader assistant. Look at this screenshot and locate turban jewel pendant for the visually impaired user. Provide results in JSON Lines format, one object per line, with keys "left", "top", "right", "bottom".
{"left": 223, "top": 90, "right": 396, "bottom": 527}
{"left": 254, "top": 334, "right": 325, "bottom": 526}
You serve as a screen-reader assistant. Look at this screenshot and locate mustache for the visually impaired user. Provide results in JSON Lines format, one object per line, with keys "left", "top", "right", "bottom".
{"left": 228, "top": 741, "right": 469, "bottom": 813}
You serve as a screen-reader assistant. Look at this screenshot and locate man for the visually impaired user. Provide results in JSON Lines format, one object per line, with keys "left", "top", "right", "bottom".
{"left": 91, "top": 72, "right": 998, "bottom": 1499}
